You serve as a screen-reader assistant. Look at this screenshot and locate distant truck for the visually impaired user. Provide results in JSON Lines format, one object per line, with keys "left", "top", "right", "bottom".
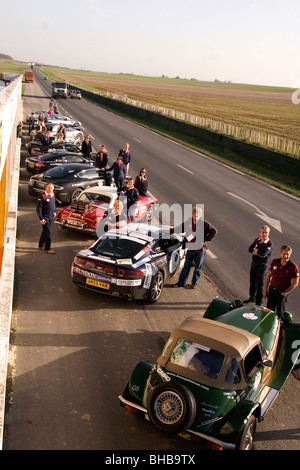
{"left": 25, "top": 71, "right": 34, "bottom": 83}
{"left": 52, "top": 81, "right": 67, "bottom": 99}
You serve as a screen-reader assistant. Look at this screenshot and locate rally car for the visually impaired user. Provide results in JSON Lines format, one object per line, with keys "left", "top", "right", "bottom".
{"left": 119, "top": 297, "right": 300, "bottom": 450}
{"left": 71, "top": 223, "right": 186, "bottom": 303}
{"left": 55, "top": 186, "right": 156, "bottom": 235}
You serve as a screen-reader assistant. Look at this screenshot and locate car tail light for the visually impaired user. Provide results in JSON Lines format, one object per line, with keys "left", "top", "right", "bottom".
{"left": 116, "top": 268, "right": 143, "bottom": 278}
{"left": 35, "top": 162, "right": 45, "bottom": 168}
{"left": 96, "top": 265, "right": 114, "bottom": 275}
{"left": 74, "top": 256, "right": 87, "bottom": 267}
{"left": 124, "top": 405, "right": 137, "bottom": 415}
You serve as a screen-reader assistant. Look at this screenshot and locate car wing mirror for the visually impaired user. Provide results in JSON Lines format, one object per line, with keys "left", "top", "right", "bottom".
{"left": 262, "top": 359, "right": 273, "bottom": 368}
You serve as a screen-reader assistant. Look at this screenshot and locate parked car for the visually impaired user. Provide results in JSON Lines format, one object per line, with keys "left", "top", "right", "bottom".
{"left": 27, "top": 141, "right": 82, "bottom": 157}
{"left": 28, "top": 110, "right": 81, "bottom": 128}
{"left": 119, "top": 297, "right": 300, "bottom": 450}
{"left": 28, "top": 163, "right": 112, "bottom": 203}
{"left": 70, "top": 90, "right": 81, "bottom": 99}
{"left": 71, "top": 223, "right": 186, "bottom": 302}
{"left": 47, "top": 114, "right": 81, "bottom": 128}
{"left": 55, "top": 186, "right": 156, "bottom": 235}
{"left": 25, "top": 151, "right": 94, "bottom": 175}
{"left": 45, "top": 123, "right": 84, "bottom": 144}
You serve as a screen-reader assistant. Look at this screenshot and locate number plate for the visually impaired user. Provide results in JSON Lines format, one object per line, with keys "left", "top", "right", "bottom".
{"left": 86, "top": 278, "right": 109, "bottom": 289}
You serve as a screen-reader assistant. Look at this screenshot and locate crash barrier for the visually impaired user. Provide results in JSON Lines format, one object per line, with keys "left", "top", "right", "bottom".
{"left": 0, "top": 75, "right": 23, "bottom": 448}
{"left": 68, "top": 85, "right": 300, "bottom": 178}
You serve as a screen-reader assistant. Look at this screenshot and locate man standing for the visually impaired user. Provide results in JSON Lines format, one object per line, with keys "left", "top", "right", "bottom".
{"left": 173, "top": 207, "right": 217, "bottom": 289}
{"left": 244, "top": 225, "right": 273, "bottom": 306}
{"left": 36, "top": 183, "right": 57, "bottom": 254}
{"left": 263, "top": 245, "right": 299, "bottom": 315}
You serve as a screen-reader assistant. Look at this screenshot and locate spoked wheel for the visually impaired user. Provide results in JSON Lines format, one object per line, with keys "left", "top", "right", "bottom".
{"left": 147, "top": 382, "right": 197, "bottom": 434}
{"left": 70, "top": 187, "right": 83, "bottom": 202}
{"left": 146, "top": 204, "right": 154, "bottom": 222}
{"left": 147, "top": 271, "right": 164, "bottom": 303}
{"left": 237, "top": 415, "right": 257, "bottom": 450}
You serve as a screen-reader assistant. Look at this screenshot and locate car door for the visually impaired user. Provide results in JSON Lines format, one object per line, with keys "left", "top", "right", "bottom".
{"left": 243, "top": 344, "right": 266, "bottom": 402}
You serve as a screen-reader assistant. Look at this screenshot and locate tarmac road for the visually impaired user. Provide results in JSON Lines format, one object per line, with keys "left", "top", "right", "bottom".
{"left": 3, "top": 76, "right": 300, "bottom": 451}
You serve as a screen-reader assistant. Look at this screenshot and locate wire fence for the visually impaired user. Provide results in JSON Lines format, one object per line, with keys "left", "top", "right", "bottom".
{"left": 105, "top": 91, "right": 300, "bottom": 158}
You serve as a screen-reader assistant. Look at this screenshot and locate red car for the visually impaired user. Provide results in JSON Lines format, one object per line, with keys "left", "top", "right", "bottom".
{"left": 55, "top": 186, "right": 157, "bottom": 235}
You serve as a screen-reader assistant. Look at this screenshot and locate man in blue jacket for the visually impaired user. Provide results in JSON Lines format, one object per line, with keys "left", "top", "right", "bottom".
{"left": 36, "top": 183, "right": 57, "bottom": 254}
{"left": 244, "top": 225, "right": 273, "bottom": 306}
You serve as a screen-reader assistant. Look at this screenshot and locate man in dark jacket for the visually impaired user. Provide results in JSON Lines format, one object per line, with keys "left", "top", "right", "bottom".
{"left": 244, "top": 225, "right": 273, "bottom": 306}
{"left": 173, "top": 206, "right": 217, "bottom": 289}
{"left": 118, "top": 142, "right": 131, "bottom": 175}
{"left": 36, "top": 183, "right": 57, "bottom": 254}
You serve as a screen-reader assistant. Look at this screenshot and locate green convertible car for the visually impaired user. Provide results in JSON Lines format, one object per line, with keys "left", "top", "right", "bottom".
{"left": 119, "top": 298, "right": 300, "bottom": 450}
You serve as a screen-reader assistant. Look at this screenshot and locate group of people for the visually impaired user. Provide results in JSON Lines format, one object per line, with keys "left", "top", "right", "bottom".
{"left": 244, "top": 225, "right": 299, "bottom": 315}
{"left": 31, "top": 118, "right": 298, "bottom": 314}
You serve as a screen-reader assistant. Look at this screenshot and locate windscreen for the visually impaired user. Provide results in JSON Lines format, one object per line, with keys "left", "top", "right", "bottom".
{"left": 91, "top": 234, "right": 146, "bottom": 259}
{"left": 170, "top": 339, "right": 224, "bottom": 380}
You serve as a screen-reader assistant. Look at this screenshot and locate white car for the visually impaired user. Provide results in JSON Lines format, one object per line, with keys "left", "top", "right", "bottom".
{"left": 29, "top": 110, "right": 81, "bottom": 128}
{"left": 47, "top": 114, "right": 81, "bottom": 128}
{"left": 46, "top": 123, "right": 84, "bottom": 144}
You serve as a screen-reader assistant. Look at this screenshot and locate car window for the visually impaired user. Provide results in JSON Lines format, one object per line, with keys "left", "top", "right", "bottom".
{"left": 78, "top": 193, "right": 112, "bottom": 204}
{"left": 170, "top": 340, "right": 224, "bottom": 380}
{"left": 45, "top": 166, "right": 76, "bottom": 178}
{"left": 91, "top": 234, "right": 146, "bottom": 259}
{"left": 225, "top": 358, "right": 241, "bottom": 384}
{"left": 77, "top": 169, "right": 99, "bottom": 179}
{"left": 244, "top": 345, "right": 262, "bottom": 378}
{"left": 65, "top": 155, "right": 83, "bottom": 163}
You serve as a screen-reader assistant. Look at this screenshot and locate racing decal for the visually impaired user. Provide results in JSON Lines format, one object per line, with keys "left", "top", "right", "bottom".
{"left": 129, "top": 232, "right": 154, "bottom": 242}
{"left": 116, "top": 259, "right": 133, "bottom": 265}
{"left": 143, "top": 263, "right": 152, "bottom": 289}
{"left": 116, "top": 279, "right": 142, "bottom": 286}
{"left": 73, "top": 267, "right": 115, "bottom": 283}
{"left": 134, "top": 246, "right": 149, "bottom": 260}
{"left": 169, "top": 250, "right": 180, "bottom": 273}
{"left": 243, "top": 312, "right": 258, "bottom": 321}
{"left": 132, "top": 256, "right": 151, "bottom": 269}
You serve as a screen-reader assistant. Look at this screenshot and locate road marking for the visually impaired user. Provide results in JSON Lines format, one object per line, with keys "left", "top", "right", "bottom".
{"left": 133, "top": 137, "right": 141, "bottom": 143}
{"left": 177, "top": 164, "right": 194, "bottom": 174}
{"left": 228, "top": 192, "right": 282, "bottom": 233}
{"left": 206, "top": 250, "right": 217, "bottom": 259}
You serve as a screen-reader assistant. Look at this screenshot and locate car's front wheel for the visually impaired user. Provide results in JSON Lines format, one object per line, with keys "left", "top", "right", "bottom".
{"left": 237, "top": 415, "right": 257, "bottom": 450}
{"left": 147, "top": 271, "right": 164, "bottom": 303}
{"left": 147, "top": 382, "right": 197, "bottom": 434}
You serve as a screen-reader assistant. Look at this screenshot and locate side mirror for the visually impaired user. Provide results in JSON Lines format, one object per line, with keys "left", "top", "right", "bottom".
{"left": 262, "top": 359, "right": 273, "bottom": 368}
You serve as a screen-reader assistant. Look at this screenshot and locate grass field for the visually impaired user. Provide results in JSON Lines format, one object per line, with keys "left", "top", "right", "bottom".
{"left": 40, "top": 66, "right": 300, "bottom": 145}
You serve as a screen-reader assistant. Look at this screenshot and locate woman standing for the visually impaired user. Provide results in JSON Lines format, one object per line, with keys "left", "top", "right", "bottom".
{"left": 134, "top": 168, "right": 148, "bottom": 197}
{"left": 107, "top": 155, "right": 127, "bottom": 193}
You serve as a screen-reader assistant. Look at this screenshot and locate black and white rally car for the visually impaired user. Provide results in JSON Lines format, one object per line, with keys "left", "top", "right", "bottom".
{"left": 71, "top": 223, "right": 186, "bottom": 303}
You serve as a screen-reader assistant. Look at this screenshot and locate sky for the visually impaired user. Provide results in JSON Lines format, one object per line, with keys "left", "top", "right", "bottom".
{"left": 1, "top": 0, "right": 300, "bottom": 88}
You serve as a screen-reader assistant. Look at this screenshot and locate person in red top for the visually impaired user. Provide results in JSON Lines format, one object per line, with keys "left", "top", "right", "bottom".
{"left": 263, "top": 245, "right": 299, "bottom": 315}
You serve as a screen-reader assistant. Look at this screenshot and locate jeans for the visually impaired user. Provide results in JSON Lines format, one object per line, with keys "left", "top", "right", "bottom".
{"left": 249, "top": 262, "right": 268, "bottom": 305}
{"left": 178, "top": 250, "right": 206, "bottom": 286}
{"left": 39, "top": 218, "right": 53, "bottom": 251}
